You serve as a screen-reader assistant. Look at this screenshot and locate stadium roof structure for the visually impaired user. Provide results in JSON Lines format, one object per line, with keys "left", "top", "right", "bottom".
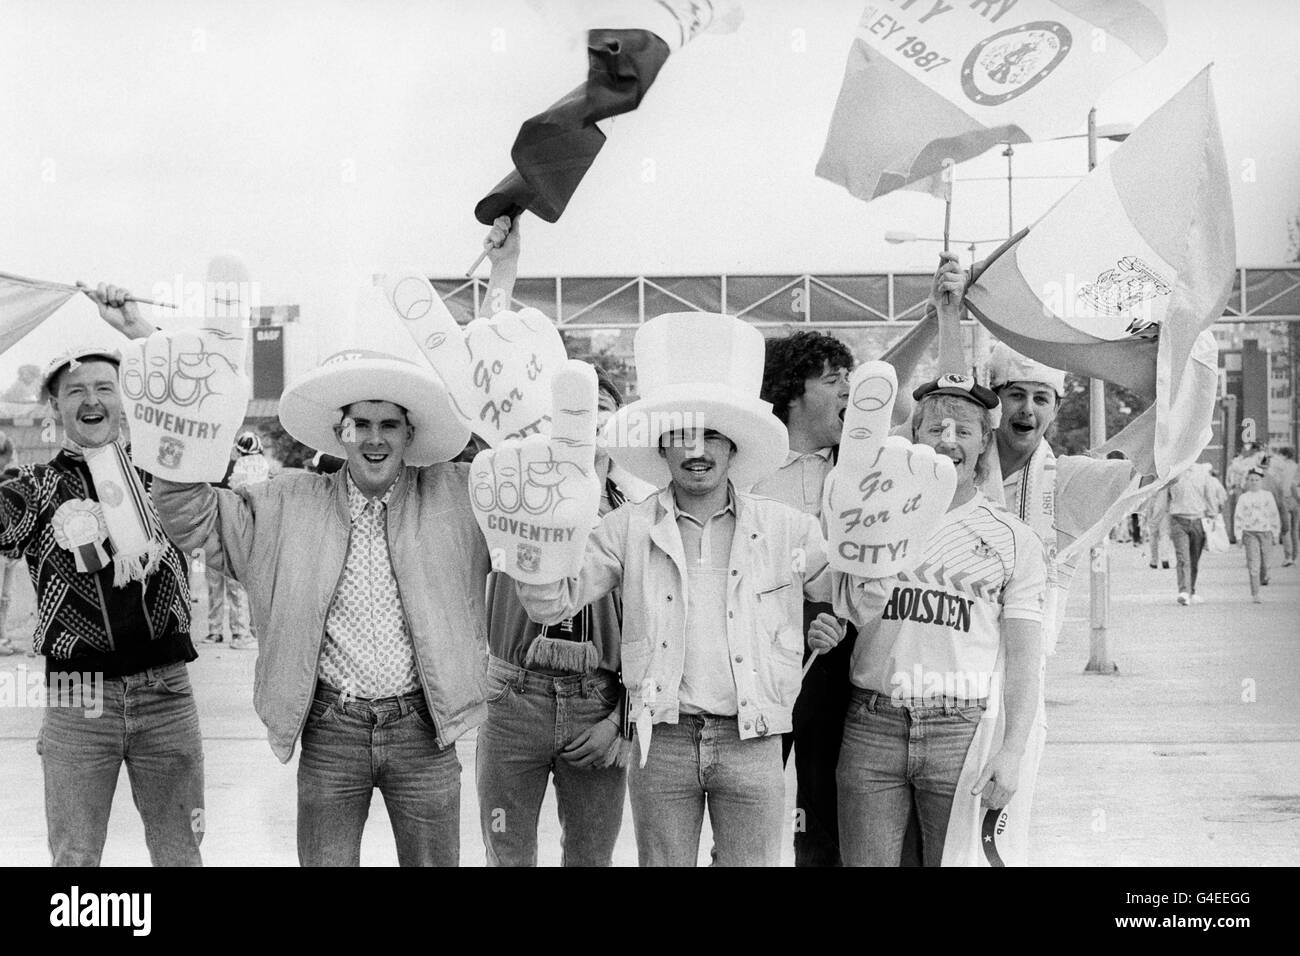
{"left": 432, "top": 266, "right": 1300, "bottom": 329}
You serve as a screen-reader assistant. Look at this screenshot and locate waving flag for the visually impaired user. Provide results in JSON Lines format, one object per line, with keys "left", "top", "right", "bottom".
{"left": 0, "top": 271, "right": 81, "bottom": 355}
{"left": 968, "top": 66, "right": 1232, "bottom": 552}
{"left": 817, "top": 0, "right": 1166, "bottom": 201}
{"left": 475, "top": 1, "right": 739, "bottom": 225}
{"left": 940, "top": 69, "right": 1233, "bottom": 867}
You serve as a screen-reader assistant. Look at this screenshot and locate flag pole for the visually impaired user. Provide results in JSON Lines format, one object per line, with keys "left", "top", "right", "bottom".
{"left": 68, "top": 281, "right": 177, "bottom": 309}
{"left": 941, "top": 159, "right": 955, "bottom": 252}
{"left": 465, "top": 211, "right": 524, "bottom": 277}
{"left": 1083, "top": 107, "right": 1117, "bottom": 676}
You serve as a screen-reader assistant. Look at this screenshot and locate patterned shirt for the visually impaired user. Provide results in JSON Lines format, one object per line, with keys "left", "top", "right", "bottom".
{"left": 318, "top": 474, "right": 419, "bottom": 699}
{"left": 1233, "top": 490, "right": 1281, "bottom": 536}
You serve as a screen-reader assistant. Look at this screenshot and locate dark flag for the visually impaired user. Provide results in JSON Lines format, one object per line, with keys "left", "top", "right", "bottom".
{"left": 474, "top": 28, "right": 670, "bottom": 225}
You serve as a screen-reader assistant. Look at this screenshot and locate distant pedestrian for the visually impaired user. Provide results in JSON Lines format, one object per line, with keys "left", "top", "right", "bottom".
{"left": 1267, "top": 447, "right": 1296, "bottom": 567}
{"left": 1169, "top": 462, "right": 1221, "bottom": 606}
{"left": 1143, "top": 485, "right": 1171, "bottom": 569}
{"left": 1234, "top": 468, "right": 1280, "bottom": 603}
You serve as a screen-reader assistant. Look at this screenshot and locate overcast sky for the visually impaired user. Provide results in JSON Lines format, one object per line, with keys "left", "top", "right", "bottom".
{"left": 2, "top": 0, "right": 1297, "bottom": 382}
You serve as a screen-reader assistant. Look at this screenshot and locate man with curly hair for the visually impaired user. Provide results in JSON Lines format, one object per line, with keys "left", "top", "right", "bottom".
{"left": 754, "top": 330, "right": 855, "bottom": 866}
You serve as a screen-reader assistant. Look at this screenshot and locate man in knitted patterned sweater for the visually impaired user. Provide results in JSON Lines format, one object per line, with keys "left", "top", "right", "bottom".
{"left": 0, "top": 284, "right": 202, "bottom": 866}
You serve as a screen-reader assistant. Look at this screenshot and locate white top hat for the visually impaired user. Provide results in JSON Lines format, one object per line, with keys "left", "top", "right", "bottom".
{"left": 278, "top": 349, "right": 469, "bottom": 466}
{"left": 604, "top": 313, "right": 788, "bottom": 487}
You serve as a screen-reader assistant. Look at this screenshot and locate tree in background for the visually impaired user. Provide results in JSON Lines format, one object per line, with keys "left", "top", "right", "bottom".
{"left": 560, "top": 332, "right": 636, "bottom": 400}
{"left": 1052, "top": 374, "right": 1151, "bottom": 456}
{"left": 259, "top": 418, "right": 314, "bottom": 469}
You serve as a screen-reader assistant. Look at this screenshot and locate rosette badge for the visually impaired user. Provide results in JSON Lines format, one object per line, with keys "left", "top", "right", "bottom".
{"left": 52, "top": 500, "right": 111, "bottom": 574}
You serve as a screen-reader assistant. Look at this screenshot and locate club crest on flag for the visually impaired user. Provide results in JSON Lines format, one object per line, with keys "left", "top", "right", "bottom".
{"left": 962, "top": 21, "right": 1072, "bottom": 106}
{"left": 1077, "top": 256, "right": 1172, "bottom": 334}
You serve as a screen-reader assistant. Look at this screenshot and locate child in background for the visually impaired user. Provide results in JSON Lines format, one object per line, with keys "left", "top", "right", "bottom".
{"left": 1234, "top": 468, "right": 1281, "bottom": 603}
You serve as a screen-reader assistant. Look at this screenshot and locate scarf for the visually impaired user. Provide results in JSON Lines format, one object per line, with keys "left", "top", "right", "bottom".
{"left": 61, "top": 439, "right": 167, "bottom": 587}
{"left": 983, "top": 438, "right": 1071, "bottom": 653}
{"left": 521, "top": 475, "right": 628, "bottom": 674}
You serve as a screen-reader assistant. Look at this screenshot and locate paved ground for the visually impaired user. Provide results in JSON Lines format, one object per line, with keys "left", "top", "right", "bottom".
{"left": 1, "top": 540, "right": 1297, "bottom": 866}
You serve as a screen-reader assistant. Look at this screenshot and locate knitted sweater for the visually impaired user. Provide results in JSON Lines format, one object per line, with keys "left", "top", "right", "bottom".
{"left": 0, "top": 451, "right": 195, "bottom": 676}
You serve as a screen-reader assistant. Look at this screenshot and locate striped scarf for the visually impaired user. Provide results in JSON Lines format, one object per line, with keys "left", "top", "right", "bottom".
{"left": 62, "top": 439, "right": 168, "bottom": 587}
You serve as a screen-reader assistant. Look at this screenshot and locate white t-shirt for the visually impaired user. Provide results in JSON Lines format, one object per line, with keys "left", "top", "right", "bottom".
{"left": 847, "top": 493, "right": 1046, "bottom": 703}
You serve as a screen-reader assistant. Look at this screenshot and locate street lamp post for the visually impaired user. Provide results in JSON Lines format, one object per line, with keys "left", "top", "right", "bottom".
{"left": 1084, "top": 107, "right": 1119, "bottom": 676}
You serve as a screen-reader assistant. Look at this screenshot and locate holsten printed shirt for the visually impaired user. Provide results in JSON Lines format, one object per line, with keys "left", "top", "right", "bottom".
{"left": 319, "top": 474, "right": 419, "bottom": 699}
{"left": 842, "top": 494, "right": 1045, "bottom": 704}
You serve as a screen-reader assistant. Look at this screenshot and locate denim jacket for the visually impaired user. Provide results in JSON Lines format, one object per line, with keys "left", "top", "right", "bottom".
{"left": 517, "top": 486, "right": 833, "bottom": 740}
{"left": 155, "top": 465, "right": 491, "bottom": 762}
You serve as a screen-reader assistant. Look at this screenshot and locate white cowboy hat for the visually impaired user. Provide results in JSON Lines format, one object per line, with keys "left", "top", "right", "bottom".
{"left": 278, "top": 349, "right": 469, "bottom": 466}
{"left": 604, "top": 313, "right": 788, "bottom": 488}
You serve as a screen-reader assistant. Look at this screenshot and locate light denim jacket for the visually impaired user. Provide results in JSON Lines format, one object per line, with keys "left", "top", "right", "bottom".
{"left": 154, "top": 465, "right": 491, "bottom": 762}
{"left": 517, "top": 486, "right": 833, "bottom": 740}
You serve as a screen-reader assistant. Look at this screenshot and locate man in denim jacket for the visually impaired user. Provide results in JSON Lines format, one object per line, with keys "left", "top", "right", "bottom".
{"left": 507, "top": 313, "right": 849, "bottom": 866}
{"left": 156, "top": 348, "right": 490, "bottom": 866}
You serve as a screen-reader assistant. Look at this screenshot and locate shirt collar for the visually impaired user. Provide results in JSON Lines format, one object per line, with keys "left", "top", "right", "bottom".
{"left": 783, "top": 446, "right": 833, "bottom": 466}
{"left": 665, "top": 482, "right": 737, "bottom": 527}
{"left": 345, "top": 469, "right": 395, "bottom": 520}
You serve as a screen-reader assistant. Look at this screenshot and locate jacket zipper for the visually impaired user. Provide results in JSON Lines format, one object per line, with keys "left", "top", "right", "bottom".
{"left": 384, "top": 492, "right": 442, "bottom": 742}
{"left": 291, "top": 500, "right": 353, "bottom": 749}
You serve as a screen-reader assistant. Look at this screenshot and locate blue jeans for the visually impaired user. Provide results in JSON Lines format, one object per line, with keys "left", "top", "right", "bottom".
{"left": 38, "top": 661, "right": 205, "bottom": 867}
{"left": 1169, "top": 515, "right": 1206, "bottom": 595}
{"left": 628, "top": 714, "right": 785, "bottom": 867}
{"left": 475, "top": 657, "right": 626, "bottom": 866}
{"left": 837, "top": 688, "right": 983, "bottom": 867}
{"left": 296, "top": 682, "right": 460, "bottom": 867}
{"left": 206, "top": 572, "right": 251, "bottom": 639}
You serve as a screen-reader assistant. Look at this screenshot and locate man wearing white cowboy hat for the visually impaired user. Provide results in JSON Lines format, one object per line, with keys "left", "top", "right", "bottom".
{"left": 0, "top": 283, "right": 203, "bottom": 866}
{"left": 155, "top": 345, "right": 490, "bottom": 866}
{"left": 508, "top": 312, "right": 850, "bottom": 866}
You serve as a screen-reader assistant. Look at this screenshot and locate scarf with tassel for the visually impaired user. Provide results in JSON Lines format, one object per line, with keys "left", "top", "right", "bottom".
{"left": 61, "top": 439, "right": 167, "bottom": 587}
{"left": 523, "top": 475, "right": 627, "bottom": 675}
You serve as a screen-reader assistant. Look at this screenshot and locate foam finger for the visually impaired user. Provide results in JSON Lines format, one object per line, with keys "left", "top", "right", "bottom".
{"left": 548, "top": 361, "right": 597, "bottom": 470}
{"left": 518, "top": 433, "right": 553, "bottom": 513}
{"left": 494, "top": 441, "right": 523, "bottom": 513}
{"left": 837, "top": 362, "right": 898, "bottom": 473}
{"left": 470, "top": 448, "right": 498, "bottom": 511}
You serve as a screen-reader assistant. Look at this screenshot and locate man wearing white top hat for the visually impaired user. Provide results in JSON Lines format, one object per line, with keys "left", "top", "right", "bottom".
{"left": 506, "top": 312, "right": 849, "bottom": 866}
{"left": 155, "top": 346, "right": 490, "bottom": 866}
